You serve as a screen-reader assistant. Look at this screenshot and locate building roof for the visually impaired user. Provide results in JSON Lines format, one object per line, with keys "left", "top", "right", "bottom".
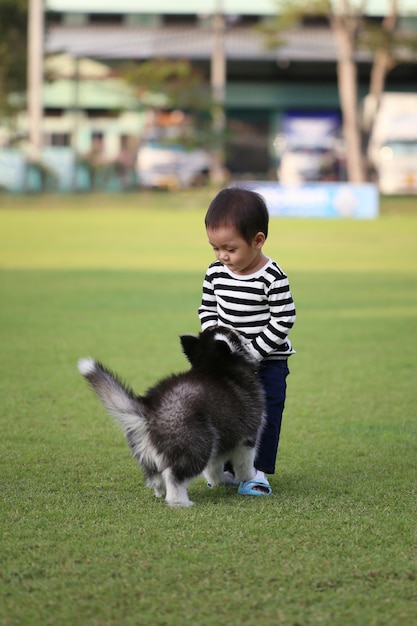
{"left": 42, "top": 55, "right": 140, "bottom": 108}
{"left": 45, "top": 24, "right": 371, "bottom": 64}
{"left": 45, "top": 54, "right": 114, "bottom": 78}
{"left": 45, "top": 0, "right": 417, "bottom": 17}
{"left": 46, "top": 0, "right": 277, "bottom": 16}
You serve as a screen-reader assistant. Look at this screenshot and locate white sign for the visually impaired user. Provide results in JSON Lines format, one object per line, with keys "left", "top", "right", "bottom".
{"left": 240, "top": 182, "right": 379, "bottom": 219}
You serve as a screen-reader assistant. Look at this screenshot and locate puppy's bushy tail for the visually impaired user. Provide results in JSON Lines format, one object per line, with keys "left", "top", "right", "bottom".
{"left": 78, "top": 357, "right": 145, "bottom": 430}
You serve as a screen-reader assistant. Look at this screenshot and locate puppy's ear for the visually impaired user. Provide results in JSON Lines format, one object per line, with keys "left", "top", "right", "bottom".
{"left": 214, "top": 331, "right": 236, "bottom": 356}
{"left": 180, "top": 334, "right": 199, "bottom": 364}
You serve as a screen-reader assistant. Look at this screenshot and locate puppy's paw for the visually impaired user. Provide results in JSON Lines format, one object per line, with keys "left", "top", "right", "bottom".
{"left": 220, "top": 470, "right": 239, "bottom": 486}
{"left": 166, "top": 499, "right": 194, "bottom": 508}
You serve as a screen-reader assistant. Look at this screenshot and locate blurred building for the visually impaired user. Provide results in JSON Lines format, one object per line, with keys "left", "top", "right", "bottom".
{"left": 7, "top": 0, "right": 417, "bottom": 189}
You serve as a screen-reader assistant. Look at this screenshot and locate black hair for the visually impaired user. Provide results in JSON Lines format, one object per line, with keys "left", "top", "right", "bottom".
{"left": 205, "top": 187, "right": 269, "bottom": 244}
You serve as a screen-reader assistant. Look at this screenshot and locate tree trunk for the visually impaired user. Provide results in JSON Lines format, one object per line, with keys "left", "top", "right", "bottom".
{"left": 210, "top": 9, "right": 226, "bottom": 185}
{"left": 369, "top": 1, "right": 397, "bottom": 102}
{"left": 369, "top": 48, "right": 391, "bottom": 101}
{"left": 365, "top": 1, "right": 398, "bottom": 133}
{"left": 332, "top": 13, "right": 365, "bottom": 183}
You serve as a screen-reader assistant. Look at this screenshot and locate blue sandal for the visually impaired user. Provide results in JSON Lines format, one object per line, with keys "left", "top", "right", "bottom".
{"left": 238, "top": 476, "right": 272, "bottom": 496}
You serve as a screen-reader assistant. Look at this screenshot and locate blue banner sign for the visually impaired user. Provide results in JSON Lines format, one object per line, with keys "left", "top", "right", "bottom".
{"left": 241, "top": 182, "right": 379, "bottom": 219}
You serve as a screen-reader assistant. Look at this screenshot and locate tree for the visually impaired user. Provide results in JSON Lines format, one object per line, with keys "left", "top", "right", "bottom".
{"left": 261, "top": 0, "right": 417, "bottom": 183}
{"left": 0, "top": 0, "right": 28, "bottom": 122}
{"left": 122, "top": 59, "right": 214, "bottom": 148}
{"left": 359, "top": 0, "right": 417, "bottom": 126}
{"left": 121, "top": 58, "right": 228, "bottom": 182}
{"left": 330, "top": 0, "right": 364, "bottom": 182}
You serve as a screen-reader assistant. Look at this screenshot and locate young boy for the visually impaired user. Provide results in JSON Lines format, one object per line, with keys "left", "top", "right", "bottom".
{"left": 198, "top": 187, "right": 296, "bottom": 495}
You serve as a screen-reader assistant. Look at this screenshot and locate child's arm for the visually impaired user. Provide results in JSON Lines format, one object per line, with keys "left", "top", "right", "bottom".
{"left": 248, "top": 276, "right": 296, "bottom": 361}
{"left": 198, "top": 271, "right": 218, "bottom": 330}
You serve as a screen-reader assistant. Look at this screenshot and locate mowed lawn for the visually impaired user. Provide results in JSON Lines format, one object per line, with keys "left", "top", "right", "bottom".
{"left": 1, "top": 191, "right": 416, "bottom": 626}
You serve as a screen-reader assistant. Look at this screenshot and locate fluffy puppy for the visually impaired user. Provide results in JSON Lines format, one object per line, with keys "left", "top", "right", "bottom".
{"left": 78, "top": 327, "right": 265, "bottom": 507}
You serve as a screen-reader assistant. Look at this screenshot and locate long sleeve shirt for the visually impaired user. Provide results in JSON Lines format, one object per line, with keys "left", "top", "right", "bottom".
{"left": 198, "top": 258, "right": 296, "bottom": 362}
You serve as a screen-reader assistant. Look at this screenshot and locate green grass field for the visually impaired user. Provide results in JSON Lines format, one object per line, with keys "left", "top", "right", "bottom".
{"left": 1, "top": 191, "right": 416, "bottom": 626}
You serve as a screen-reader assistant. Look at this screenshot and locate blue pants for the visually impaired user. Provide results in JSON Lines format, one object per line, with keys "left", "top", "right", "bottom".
{"left": 255, "top": 359, "right": 290, "bottom": 474}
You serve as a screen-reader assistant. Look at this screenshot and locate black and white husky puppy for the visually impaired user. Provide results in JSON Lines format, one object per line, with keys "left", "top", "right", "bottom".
{"left": 78, "top": 327, "right": 265, "bottom": 507}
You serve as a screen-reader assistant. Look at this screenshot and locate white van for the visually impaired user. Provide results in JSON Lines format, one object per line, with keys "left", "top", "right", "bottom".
{"left": 136, "top": 140, "right": 212, "bottom": 189}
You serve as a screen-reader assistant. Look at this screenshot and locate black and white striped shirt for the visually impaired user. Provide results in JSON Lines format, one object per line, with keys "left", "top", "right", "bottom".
{"left": 199, "top": 258, "right": 296, "bottom": 362}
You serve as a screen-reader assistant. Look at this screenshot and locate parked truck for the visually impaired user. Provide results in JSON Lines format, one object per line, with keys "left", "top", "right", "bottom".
{"left": 365, "top": 92, "right": 417, "bottom": 195}
{"left": 135, "top": 111, "right": 212, "bottom": 189}
{"left": 274, "top": 111, "right": 343, "bottom": 185}
{"left": 136, "top": 140, "right": 212, "bottom": 189}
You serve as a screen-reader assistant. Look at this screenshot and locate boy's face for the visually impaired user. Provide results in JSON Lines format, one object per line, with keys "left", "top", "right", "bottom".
{"left": 206, "top": 224, "right": 266, "bottom": 275}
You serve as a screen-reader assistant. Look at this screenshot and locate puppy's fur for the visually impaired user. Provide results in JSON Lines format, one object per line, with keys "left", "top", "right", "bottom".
{"left": 78, "top": 327, "right": 265, "bottom": 507}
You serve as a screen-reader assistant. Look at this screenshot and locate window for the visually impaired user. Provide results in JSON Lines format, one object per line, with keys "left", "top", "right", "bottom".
{"left": 44, "top": 133, "right": 70, "bottom": 147}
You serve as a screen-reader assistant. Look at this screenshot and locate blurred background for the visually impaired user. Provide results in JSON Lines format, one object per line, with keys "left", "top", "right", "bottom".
{"left": 0, "top": 0, "right": 417, "bottom": 195}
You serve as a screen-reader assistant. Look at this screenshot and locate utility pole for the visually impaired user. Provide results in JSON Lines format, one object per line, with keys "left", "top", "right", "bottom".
{"left": 210, "top": 1, "right": 226, "bottom": 183}
{"left": 27, "top": 0, "right": 44, "bottom": 156}
{"left": 211, "top": 6, "right": 226, "bottom": 119}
